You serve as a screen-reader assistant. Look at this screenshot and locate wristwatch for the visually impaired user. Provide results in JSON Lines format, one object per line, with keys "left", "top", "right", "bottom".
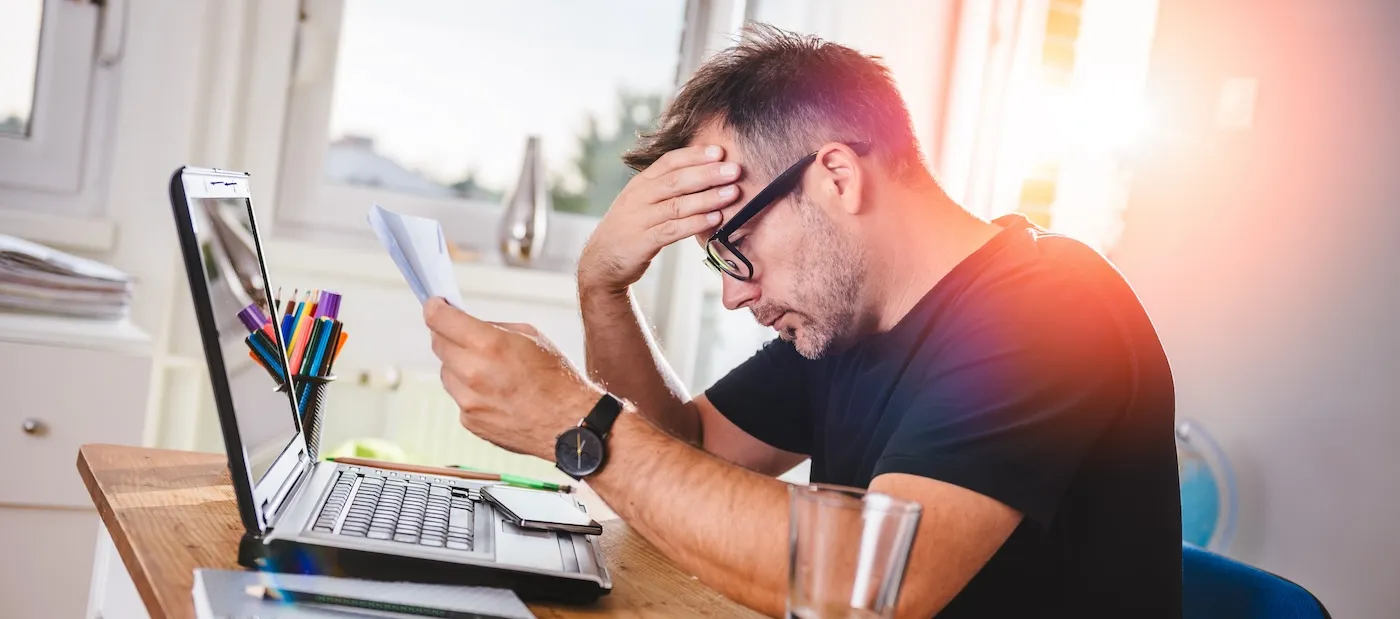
{"left": 554, "top": 393, "right": 623, "bottom": 480}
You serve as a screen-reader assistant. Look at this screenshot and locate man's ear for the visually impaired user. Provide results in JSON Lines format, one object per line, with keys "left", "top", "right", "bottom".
{"left": 814, "top": 142, "right": 865, "bottom": 215}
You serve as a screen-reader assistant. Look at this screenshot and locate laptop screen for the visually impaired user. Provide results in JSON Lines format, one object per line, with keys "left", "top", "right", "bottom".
{"left": 186, "top": 196, "right": 300, "bottom": 484}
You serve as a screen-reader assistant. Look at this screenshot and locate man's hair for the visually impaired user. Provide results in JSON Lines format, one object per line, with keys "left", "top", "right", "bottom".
{"left": 623, "top": 23, "right": 928, "bottom": 183}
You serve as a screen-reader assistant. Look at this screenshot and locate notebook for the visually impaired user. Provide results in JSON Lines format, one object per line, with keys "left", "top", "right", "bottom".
{"left": 192, "top": 569, "right": 536, "bottom": 619}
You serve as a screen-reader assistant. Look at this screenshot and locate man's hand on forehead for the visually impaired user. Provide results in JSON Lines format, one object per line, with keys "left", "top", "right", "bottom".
{"left": 694, "top": 200, "right": 750, "bottom": 246}
{"left": 578, "top": 144, "right": 744, "bottom": 294}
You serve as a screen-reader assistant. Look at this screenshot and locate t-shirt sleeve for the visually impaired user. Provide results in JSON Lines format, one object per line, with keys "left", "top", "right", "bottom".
{"left": 873, "top": 263, "right": 1133, "bottom": 528}
{"left": 703, "top": 338, "right": 812, "bottom": 455}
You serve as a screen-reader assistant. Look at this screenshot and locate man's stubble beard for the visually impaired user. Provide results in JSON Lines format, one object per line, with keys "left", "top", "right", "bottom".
{"left": 782, "top": 195, "right": 868, "bottom": 360}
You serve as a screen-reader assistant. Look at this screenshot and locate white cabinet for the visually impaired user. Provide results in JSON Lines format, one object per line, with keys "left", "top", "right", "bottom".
{"left": 86, "top": 525, "right": 150, "bottom": 619}
{"left": 0, "top": 315, "right": 150, "bottom": 619}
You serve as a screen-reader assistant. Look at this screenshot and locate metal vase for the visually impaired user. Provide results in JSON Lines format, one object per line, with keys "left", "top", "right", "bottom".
{"left": 498, "top": 136, "right": 551, "bottom": 266}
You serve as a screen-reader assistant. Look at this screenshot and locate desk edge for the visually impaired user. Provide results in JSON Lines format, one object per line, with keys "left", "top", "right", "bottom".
{"left": 77, "top": 444, "right": 174, "bottom": 619}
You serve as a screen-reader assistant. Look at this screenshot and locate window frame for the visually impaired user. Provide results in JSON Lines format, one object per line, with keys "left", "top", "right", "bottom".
{"left": 275, "top": 0, "right": 702, "bottom": 243}
{"left": 0, "top": 0, "right": 118, "bottom": 237}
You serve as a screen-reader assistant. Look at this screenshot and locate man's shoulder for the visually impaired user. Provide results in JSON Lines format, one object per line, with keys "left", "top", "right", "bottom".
{"left": 936, "top": 226, "right": 1144, "bottom": 333}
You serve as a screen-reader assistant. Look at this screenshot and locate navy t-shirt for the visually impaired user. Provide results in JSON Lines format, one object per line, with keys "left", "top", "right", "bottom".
{"left": 706, "top": 215, "right": 1182, "bottom": 617}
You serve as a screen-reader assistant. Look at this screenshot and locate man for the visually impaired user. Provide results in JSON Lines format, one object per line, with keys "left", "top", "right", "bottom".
{"left": 425, "top": 25, "right": 1181, "bottom": 617}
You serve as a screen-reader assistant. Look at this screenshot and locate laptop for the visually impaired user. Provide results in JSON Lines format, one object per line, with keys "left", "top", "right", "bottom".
{"left": 167, "top": 166, "right": 612, "bottom": 603}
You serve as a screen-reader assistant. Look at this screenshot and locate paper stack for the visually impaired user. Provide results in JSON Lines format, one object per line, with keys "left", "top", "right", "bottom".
{"left": 193, "top": 568, "right": 536, "bottom": 619}
{"left": 367, "top": 204, "right": 465, "bottom": 309}
{"left": 0, "top": 234, "right": 132, "bottom": 320}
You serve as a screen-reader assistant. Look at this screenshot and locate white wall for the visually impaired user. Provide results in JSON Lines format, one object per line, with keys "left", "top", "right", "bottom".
{"left": 1111, "top": 1, "right": 1400, "bottom": 615}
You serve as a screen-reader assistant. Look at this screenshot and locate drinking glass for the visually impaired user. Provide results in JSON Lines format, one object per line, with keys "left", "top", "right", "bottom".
{"left": 787, "top": 483, "right": 922, "bottom": 619}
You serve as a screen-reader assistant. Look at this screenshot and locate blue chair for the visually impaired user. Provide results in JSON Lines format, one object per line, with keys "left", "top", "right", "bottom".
{"left": 1183, "top": 543, "right": 1330, "bottom": 619}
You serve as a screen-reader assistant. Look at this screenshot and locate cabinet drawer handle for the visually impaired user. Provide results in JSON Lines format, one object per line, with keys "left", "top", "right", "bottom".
{"left": 22, "top": 418, "right": 48, "bottom": 436}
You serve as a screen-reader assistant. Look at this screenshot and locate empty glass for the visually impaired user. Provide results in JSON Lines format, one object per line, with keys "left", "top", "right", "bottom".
{"left": 788, "top": 484, "right": 922, "bottom": 619}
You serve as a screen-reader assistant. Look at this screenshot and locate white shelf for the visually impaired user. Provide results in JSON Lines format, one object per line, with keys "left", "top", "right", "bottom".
{"left": 0, "top": 312, "right": 151, "bottom": 355}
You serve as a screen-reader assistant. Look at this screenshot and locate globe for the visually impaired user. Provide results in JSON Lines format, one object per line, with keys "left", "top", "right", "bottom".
{"left": 1176, "top": 419, "right": 1236, "bottom": 551}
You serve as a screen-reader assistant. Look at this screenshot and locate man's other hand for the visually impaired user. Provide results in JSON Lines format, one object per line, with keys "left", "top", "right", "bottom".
{"left": 423, "top": 297, "right": 602, "bottom": 459}
{"left": 578, "top": 145, "right": 742, "bottom": 295}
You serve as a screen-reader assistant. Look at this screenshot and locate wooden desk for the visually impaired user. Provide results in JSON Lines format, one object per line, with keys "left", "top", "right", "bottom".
{"left": 78, "top": 444, "right": 764, "bottom": 619}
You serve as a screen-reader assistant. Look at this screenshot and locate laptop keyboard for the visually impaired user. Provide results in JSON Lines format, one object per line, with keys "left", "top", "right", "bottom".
{"left": 311, "top": 471, "right": 476, "bottom": 551}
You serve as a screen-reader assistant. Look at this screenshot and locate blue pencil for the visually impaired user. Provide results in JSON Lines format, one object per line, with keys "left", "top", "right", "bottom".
{"left": 298, "top": 319, "right": 335, "bottom": 406}
{"left": 246, "top": 333, "right": 284, "bottom": 383}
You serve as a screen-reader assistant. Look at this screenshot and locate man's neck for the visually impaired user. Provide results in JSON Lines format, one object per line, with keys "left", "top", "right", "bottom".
{"left": 862, "top": 182, "right": 1002, "bottom": 333}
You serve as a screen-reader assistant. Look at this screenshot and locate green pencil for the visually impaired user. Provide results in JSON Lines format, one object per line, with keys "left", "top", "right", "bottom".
{"left": 448, "top": 465, "right": 568, "bottom": 493}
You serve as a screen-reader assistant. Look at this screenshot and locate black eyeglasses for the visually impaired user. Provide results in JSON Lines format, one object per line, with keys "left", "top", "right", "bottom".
{"left": 703, "top": 141, "right": 871, "bottom": 281}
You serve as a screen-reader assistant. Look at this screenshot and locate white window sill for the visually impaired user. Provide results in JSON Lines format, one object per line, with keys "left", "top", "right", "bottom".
{"left": 264, "top": 238, "right": 579, "bottom": 308}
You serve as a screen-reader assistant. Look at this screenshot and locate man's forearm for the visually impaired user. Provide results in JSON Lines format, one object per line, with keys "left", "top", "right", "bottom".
{"left": 588, "top": 409, "right": 789, "bottom": 616}
{"left": 579, "top": 286, "right": 700, "bottom": 443}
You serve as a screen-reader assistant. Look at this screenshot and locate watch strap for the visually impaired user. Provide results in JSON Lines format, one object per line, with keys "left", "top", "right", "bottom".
{"left": 582, "top": 393, "right": 623, "bottom": 438}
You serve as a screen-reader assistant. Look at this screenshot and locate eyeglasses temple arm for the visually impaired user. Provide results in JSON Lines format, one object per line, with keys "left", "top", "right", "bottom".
{"left": 717, "top": 151, "right": 820, "bottom": 234}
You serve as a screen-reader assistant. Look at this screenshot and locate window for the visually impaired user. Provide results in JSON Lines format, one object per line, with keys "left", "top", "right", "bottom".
{"left": 0, "top": 2, "right": 42, "bottom": 138}
{"left": 748, "top": 0, "right": 961, "bottom": 172}
{"left": 0, "top": 0, "right": 112, "bottom": 221}
{"left": 279, "top": 0, "right": 690, "bottom": 245}
{"left": 940, "top": 0, "right": 1159, "bottom": 252}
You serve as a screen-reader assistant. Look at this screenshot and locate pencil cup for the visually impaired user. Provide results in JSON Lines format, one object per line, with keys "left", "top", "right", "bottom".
{"left": 278, "top": 374, "right": 337, "bottom": 460}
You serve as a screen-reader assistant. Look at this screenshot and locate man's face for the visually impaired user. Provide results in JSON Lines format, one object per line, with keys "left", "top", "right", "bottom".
{"left": 690, "top": 127, "right": 868, "bottom": 359}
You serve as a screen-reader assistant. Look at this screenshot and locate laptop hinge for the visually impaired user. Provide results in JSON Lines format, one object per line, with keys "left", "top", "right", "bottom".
{"left": 263, "top": 456, "right": 313, "bottom": 531}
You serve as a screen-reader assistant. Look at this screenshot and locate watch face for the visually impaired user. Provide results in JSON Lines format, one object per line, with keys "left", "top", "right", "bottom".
{"left": 555, "top": 426, "right": 605, "bottom": 477}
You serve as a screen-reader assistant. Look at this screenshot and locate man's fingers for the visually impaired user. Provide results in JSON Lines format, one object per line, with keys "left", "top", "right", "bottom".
{"left": 648, "top": 184, "right": 741, "bottom": 227}
{"left": 638, "top": 144, "right": 725, "bottom": 180}
{"left": 423, "top": 297, "right": 496, "bottom": 348}
{"left": 440, "top": 366, "right": 481, "bottom": 413}
{"left": 432, "top": 333, "right": 488, "bottom": 390}
{"left": 641, "top": 161, "right": 741, "bottom": 204}
{"left": 648, "top": 211, "right": 727, "bottom": 248}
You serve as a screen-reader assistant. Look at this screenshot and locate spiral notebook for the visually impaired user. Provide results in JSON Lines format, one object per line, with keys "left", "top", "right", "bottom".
{"left": 193, "top": 569, "right": 535, "bottom": 619}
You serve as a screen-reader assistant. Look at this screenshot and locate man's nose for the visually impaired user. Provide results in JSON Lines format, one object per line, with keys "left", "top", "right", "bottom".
{"left": 720, "top": 275, "right": 759, "bottom": 311}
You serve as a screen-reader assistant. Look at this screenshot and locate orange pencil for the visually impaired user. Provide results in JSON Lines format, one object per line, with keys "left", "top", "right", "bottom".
{"left": 332, "top": 331, "right": 349, "bottom": 362}
{"left": 286, "top": 290, "right": 315, "bottom": 354}
{"left": 287, "top": 317, "right": 314, "bottom": 374}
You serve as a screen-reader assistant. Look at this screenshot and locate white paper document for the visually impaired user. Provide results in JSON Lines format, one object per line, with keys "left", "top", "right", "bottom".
{"left": 192, "top": 568, "right": 536, "bottom": 619}
{"left": 0, "top": 233, "right": 133, "bottom": 319}
{"left": 368, "top": 204, "right": 465, "bottom": 309}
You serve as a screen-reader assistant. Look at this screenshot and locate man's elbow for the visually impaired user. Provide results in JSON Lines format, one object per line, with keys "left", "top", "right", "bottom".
{"left": 894, "top": 590, "right": 955, "bottom": 619}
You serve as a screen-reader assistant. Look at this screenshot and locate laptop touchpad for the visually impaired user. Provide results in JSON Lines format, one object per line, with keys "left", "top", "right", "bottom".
{"left": 495, "top": 521, "right": 565, "bottom": 572}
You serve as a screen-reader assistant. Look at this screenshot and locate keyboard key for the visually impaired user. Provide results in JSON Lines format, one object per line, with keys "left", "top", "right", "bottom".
{"left": 368, "top": 530, "right": 391, "bottom": 540}
{"left": 450, "top": 508, "right": 473, "bottom": 530}
{"left": 393, "top": 533, "right": 418, "bottom": 543}
{"left": 446, "top": 540, "right": 471, "bottom": 550}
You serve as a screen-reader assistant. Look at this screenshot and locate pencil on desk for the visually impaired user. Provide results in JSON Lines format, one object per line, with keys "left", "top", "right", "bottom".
{"left": 329, "top": 457, "right": 573, "bottom": 493}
